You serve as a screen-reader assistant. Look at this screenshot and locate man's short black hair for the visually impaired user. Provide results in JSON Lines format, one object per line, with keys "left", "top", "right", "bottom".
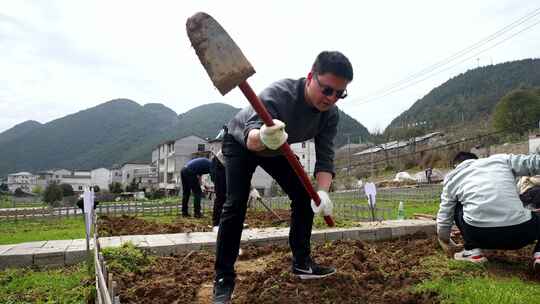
{"left": 452, "top": 151, "right": 478, "bottom": 166}
{"left": 312, "top": 51, "right": 353, "bottom": 81}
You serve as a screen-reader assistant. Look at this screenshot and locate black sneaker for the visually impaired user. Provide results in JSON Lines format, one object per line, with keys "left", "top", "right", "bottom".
{"left": 213, "top": 277, "right": 235, "bottom": 304}
{"left": 292, "top": 258, "right": 336, "bottom": 279}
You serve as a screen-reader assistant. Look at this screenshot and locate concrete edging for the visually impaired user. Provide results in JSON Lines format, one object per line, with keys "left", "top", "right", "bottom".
{"left": 0, "top": 220, "right": 435, "bottom": 269}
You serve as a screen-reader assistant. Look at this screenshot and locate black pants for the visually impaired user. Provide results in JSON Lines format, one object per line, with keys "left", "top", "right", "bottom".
{"left": 181, "top": 167, "right": 202, "bottom": 216}
{"left": 454, "top": 202, "right": 540, "bottom": 252}
{"left": 212, "top": 157, "right": 227, "bottom": 227}
{"left": 215, "top": 134, "right": 314, "bottom": 281}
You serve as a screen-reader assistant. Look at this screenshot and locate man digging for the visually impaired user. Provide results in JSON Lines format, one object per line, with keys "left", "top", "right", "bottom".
{"left": 437, "top": 152, "right": 540, "bottom": 270}
{"left": 213, "top": 51, "right": 353, "bottom": 303}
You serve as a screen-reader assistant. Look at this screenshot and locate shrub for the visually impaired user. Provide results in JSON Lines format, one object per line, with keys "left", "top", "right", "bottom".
{"left": 108, "top": 182, "right": 123, "bottom": 194}
{"left": 43, "top": 183, "right": 63, "bottom": 206}
{"left": 14, "top": 188, "right": 26, "bottom": 197}
{"left": 146, "top": 189, "right": 165, "bottom": 200}
{"left": 125, "top": 179, "right": 139, "bottom": 192}
{"left": 60, "top": 183, "right": 74, "bottom": 197}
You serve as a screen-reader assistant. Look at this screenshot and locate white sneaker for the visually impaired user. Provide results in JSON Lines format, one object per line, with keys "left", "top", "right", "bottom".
{"left": 533, "top": 252, "right": 540, "bottom": 272}
{"left": 454, "top": 248, "right": 488, "bottom": 263}
{"left": 212, "top": 226, "right": 219, "bottom": 233}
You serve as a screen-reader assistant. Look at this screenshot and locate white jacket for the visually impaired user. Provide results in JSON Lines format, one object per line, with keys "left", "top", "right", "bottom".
{"left": 437, "top": 154, "right": 540, "bottom": 230}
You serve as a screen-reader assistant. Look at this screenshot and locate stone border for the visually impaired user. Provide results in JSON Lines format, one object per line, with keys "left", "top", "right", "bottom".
{"left": 0, "top": 219, "right": 435, "bottom": 269}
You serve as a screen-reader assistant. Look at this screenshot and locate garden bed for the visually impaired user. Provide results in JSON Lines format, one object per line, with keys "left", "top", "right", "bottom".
{"left": 98, "top": 209, "right": 292, "bottom": 236}
{"left": 102, "top": 231, "right": 540, "bottom": 304}
{"left": 104, "top": 232, "right": 441, "bottom": 304}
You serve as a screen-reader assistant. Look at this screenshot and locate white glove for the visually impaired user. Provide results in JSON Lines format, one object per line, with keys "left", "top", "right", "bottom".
{"left": 249, "top": 188, "right": 261, "bottom": 201}
{"left": 260, "top": 119, "right": 288, "bottom": 150}
{"left": 311, "top": 190, "right": 333, "bottom": 216}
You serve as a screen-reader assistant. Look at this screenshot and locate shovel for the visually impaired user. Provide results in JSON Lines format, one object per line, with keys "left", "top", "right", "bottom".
{"left": 186, "top": 12, "right": 334, "bottom": 227}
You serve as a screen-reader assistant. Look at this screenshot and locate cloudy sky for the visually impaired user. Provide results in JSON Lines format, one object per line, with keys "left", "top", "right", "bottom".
{"left": 1, "top": 1, "right": 539, "bottom": 134}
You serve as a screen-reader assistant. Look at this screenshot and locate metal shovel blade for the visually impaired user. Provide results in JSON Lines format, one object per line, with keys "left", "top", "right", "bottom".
{"left": 186, "top": 12, "right": 255, "bottom": 95}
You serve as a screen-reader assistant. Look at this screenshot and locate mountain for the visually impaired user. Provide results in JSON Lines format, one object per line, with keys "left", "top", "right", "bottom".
{"left": 0, "top": 120, "right": 42, "bottom": 144}
{"left": 0, "top": 100, "right": 369, "bottom": 176}
{"left": 387, "top": 58, "right": 540, "bottom": 131}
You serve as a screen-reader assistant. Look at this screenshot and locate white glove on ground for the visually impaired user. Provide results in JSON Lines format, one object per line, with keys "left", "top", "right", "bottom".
{"left": 260, "top": 119, "right": 288, "bottom": 150}
{"left": 311, "top": 190, "right": 333, "bottom": 216}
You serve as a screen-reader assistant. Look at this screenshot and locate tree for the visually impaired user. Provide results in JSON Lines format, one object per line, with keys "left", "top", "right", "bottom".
{"left": 60, "top": 183, "right": 75, "bottom": 197}
{"left": 125, "top": 179, "right": 139, "bottom": 192}
{"left": 0, "top": 183, "right": 8, "bottom": 192}
{"left": 109, "top": 182, "right": 123, "bottom": 194}
{"left": 14, "top": 188, "right": 25, "bottom": 197}
{"left": 492, "top": 88, "right": 540, "bottom": 135}
{"left": 43, "top": 183, "right": 63, "bottom": 205}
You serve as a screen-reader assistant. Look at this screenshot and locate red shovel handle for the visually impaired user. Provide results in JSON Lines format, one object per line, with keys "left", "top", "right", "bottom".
{"left": 238, "top": 81, "right": 335, "bottom": 227}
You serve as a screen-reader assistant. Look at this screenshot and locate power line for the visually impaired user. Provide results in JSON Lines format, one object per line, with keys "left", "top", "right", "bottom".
{"left": 355, "top": 18, "right": 540, "bottom": 106}
{"left": 351, "top": 7, "right": 540, "bottom": 105}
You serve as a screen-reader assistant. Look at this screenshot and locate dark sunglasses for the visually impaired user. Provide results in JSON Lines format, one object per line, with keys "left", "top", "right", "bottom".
{"left": 313, "top": 73, "right": 348, "bottom": 99}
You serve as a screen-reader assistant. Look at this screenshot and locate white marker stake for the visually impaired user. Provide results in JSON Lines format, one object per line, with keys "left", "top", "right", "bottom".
{"left": 364, "top": 182, "right": 377, "bottom": 221}
{"left": 83, "top": 187, "right": 94, "bottom": 268}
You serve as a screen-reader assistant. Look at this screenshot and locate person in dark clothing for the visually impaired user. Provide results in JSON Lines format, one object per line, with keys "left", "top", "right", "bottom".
{"left": 181, "top": 157, "right": 212, "bottom": 218}
{"left": 213, "top": 51, "right": 353, "bottom": 304}
{"left": 425, "top": 167, "right": 433, "bottom": 184}
{"left": 211, "top": 151, "right": 227, "bottom": 228}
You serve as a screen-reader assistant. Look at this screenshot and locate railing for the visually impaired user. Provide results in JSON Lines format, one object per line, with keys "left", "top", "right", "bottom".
{"left": 0, "top": 185, "right": 442, "bottom": 222}
{"left": 93, "top": 211, "right": 121, "bottom": 304}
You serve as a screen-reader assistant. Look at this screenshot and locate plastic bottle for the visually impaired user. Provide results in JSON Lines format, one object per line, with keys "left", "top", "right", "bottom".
{"left": 397, "top": 201, "right": 405, "bottom": 220}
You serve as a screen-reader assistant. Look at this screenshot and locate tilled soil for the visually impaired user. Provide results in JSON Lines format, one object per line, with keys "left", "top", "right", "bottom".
{"left": 110, "top": 233, "right": 442, "bottom": 304}
{"left": 98, "top": 209, "right": 291, "bottom": 236}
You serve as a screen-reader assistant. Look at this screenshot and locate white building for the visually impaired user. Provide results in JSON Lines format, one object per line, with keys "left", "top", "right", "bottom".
{"left": 133, "top": 166, "right": 158, "bottom": 190}
{"left": 530, "top": 133, "right": 540, "bottom": 154}
{"left": 7, "top": 172, "right": 38, "bottom": 192}
{"left": 91, "top": 168, "right": 111, "bottom": 191}
{"left": 291, "top": 140, "right": 316, "bottom": 175}
{"left": 121, "top": 162, "right": 151, "bottom": 187}
{"left": 35, "top": 171, "right": 54, "bottom": 189}
{"left": 152, "top": 136, "right": 208, "bottom": 190}
{"left": 110, "top": 165, "right": 122, "bottom": 184}
{"left": 51, "top": 169, "right": 71, "bottom": 183}
{"left": 59, "top": 170, "right": 92, "bottom": 192}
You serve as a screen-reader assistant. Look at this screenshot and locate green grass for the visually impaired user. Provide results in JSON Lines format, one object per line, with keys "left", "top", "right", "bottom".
{"left": 0, "top": 263, "right": 94, "bottom": 303}
{"left": 0, "top": 217, "right": 86, "bottom": 245}
{"left": 0, "top": 196, "right": 44, "bottom": 209}
{"left": 415, "top": 252, "right": 540, "bottom": 304}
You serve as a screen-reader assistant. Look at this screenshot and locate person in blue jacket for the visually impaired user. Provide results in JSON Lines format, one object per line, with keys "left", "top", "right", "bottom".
{"left": 181, "top": 157, "right": 212, "bottom": 218}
